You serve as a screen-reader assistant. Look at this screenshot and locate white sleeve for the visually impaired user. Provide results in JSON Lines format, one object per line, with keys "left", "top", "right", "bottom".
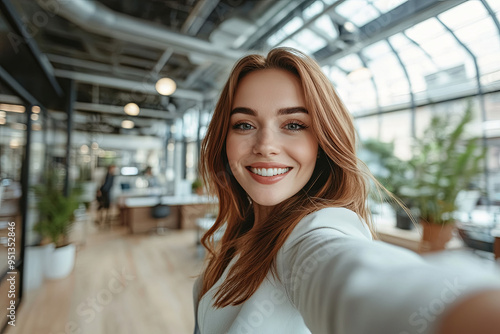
{"left": 278, "top": 210, "right": 500, "bottom": 334}
{"left": 193, "top": 276, "right": 202, "bottom": 334}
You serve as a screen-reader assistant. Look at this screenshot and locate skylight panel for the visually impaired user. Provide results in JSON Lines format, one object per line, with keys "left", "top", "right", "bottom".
{"left": 282, "top": 17, "right": 304, "bottom": 35}
{"left": 335, "top": 54, "right": 363, "bottom": 73}
{"left": 405, "top": 18, "right": 446, "bottom": 44}
{"left": 438, "top": 1, "right": 488, "bottom": 30}
{"left": 453, "top": 18, "right": 497, "bottom": 48}
{"left": 397, "top": 44, "right": 430, "bottom": 66}
{"left": 486, "top": 0, "right": 500, "bottom": 13}
{"left": 293, "top": 29, "right": 327, "bottom": 53}
{"left": 389, "top": 33, "right": 411, "bottom": 51}
{"left": 266, "top": 29, "right": 287, "bottom": 46}
{"left": 336, "top": 0, "right": 369, "bottom": 20}
{"left": 279, "top": 38, "right": 303, "bottom": 51}
{"left": 314, "top": 14, "right": 338, "bottom": 39}
{"left": 303, "top": 1, "right": 324, "bottom": 20}
{"left": 350, "top": 5, "right": 380, "bottom": 26}
{"left": 418, "top": 33, "right": 467, "bottom": 69}
{"left": 266, "top": 17, "right": 304, "bottom": 47}
{"left": 361, "top": 40, "right": 391, "bottom": 61}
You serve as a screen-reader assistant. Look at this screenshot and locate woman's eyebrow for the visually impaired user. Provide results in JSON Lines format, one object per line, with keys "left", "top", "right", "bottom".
{"left": 230, "top": 106, "right": 308, "bottom": 116}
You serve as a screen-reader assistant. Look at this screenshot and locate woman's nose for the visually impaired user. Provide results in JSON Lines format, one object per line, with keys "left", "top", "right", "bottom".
{"left": 252, "top": 127, "right": 280, "bottom": 156}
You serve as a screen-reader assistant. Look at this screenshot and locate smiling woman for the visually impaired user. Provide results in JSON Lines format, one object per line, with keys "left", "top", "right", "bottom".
{"left": 194, "top": 48, "right": 500, "bottom": 334}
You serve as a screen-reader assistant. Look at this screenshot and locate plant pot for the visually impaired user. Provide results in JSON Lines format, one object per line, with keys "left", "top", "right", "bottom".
{"left": 45, "top": 243, "right": 76, "bottom": 279}
{"left": 420, "top": 221, "right": 455, "bottom": 252}
{"left": 396, "top": 210, "right": 413, "bottom": 230}
{"left": 80, "top": 181, "right": 97, "bottom": 204}
{"left": 24, "top": 243, "right": 54, "bottom": 291}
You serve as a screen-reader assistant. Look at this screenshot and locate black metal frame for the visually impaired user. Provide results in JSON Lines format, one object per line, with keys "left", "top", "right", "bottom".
{"left": 0, "top": 1, "right": 64, "bottom": 332}
{"left": 0, "top": 65, "right": 40, "bottom": 334}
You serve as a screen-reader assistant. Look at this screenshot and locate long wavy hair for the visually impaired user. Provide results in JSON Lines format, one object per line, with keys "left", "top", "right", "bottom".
{"left": 199, "top": 47, "right": 378, "bottom": 308}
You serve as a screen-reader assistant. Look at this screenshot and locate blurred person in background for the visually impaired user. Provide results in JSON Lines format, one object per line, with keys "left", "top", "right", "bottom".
{"left": 96, "top": 164, "right": 116, "bottom": 227}
{"left": 143, "top": 165, "right": 159, "bottom": 188}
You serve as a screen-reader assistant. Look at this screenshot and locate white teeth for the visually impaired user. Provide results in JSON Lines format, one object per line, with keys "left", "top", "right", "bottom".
{"left": 250, "top": 167, "right": 291, "bottom": 177}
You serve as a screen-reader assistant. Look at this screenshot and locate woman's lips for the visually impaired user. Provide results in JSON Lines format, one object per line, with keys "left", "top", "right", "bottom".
{"left": 245, "top": 166, "right": 292, "bottom": 185}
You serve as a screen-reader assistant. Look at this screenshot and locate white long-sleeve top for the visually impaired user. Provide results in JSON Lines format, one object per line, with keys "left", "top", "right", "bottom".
{"left": 193, "top": 207, "right": 500, "bottom": 334}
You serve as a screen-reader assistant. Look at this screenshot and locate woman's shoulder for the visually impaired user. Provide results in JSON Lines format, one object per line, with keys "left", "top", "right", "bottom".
{"left": 283, "top": 207, "right": 372, "bottom": 251}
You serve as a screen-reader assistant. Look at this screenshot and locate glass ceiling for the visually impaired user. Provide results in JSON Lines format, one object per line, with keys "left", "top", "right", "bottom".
{"left": 264, "top": 0, "right": 500, "bottom": 116}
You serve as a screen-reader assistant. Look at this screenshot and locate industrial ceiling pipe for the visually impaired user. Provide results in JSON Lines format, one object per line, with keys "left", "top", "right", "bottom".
{"left": 36, "top": 0, "right": 248, "bottom": 63}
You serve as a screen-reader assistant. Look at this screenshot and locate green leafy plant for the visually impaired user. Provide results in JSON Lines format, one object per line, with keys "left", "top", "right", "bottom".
{"left": 32, "top": 170, "right": 82, "bottom": 247}
{"left": 403, "top": 103, "right": 485, "bottom": 225}
{"left": 362, "top": 138, "right": 413, "bottom": 207}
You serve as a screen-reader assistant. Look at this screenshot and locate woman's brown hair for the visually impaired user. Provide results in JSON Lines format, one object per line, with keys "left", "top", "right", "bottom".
{"left": 199, "top": 47, "right": 378, "bottom": 308}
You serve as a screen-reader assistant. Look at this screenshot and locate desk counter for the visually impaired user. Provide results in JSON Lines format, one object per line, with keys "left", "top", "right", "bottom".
{"left": 119, "top": 195, "right": 217, "bottom": 233}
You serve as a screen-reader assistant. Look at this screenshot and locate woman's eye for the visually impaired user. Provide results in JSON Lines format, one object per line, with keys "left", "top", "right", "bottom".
{"left": 233, "top": 122, "right": 253, "bottom": 131}
{"left": 284, "top": 122, "right": 307, "bottom": 131}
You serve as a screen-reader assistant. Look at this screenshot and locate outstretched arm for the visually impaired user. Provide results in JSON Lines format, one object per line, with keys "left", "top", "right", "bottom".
{"left": 280, "top": 227, "right": 500, "bottom": 334}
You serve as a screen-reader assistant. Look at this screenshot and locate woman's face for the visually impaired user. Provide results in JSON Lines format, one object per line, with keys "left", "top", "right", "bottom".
{"left": 226, "top": 69, "right": 318, "bottom": 207}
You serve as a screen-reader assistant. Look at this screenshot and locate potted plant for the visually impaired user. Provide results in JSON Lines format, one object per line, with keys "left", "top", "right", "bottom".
{"left": 32, "top": 170, "right": 82, "bottom": 279}
{"left": 192, "top": 178, "right": 204, "bottom": 195}
{"left": 362, "top": 139, "right": 414, "bottom": 230}
{"left": 403, "top": 103, "right": 485, "bottom": 251}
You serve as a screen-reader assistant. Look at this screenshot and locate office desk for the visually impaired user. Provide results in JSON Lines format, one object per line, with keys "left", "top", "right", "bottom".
{"left": 119, "top": 195, "right": 216, "bottom": 233}
{"left": 492, "top": 229, "right": 500, "bottom": 260}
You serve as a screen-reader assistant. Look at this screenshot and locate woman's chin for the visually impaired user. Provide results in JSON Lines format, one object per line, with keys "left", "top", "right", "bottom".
{"left": 249, "top": 195, "right": 286, "bottom": 207}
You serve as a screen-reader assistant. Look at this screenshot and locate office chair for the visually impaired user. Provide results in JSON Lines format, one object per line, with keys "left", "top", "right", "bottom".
{"left": 150, "top": 199, "right": 170, "bottom": 234}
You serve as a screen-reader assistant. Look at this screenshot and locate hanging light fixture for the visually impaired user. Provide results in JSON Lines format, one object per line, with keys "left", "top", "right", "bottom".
{"left": 80, "top": 144, "right": 89, "bottom": 154}
{"left": 124, "top": 102, "right": 140, "bottom": 116}
{"left": 155, "top": 77, "right": 176, "bottom": 96}
{"left": 121, "top": 120, "right": 135, "bottom": 129}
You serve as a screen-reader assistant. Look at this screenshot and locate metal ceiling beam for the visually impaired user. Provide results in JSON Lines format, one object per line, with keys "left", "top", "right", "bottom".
{"left": 1, "top": 0, "right": 63, "bottom": 97}
{"left": 181, "top": 0, "right": 220, "bottom": 36}
{"left": 0, "top": 94, "right": 23, "bottom": 104}
{"left": 47, "top": 54, "right": 149, "bottom": 78}
{"left": 151, "top": 49, "right": 174, "bottom": 76}
{"left": 319, "top": 0, "right": 468, "bottom": 65}
{"left": 0, "top": 66, "right": 41, "bottom": 107}
{"left": 273, "top": 0, "right": 346, "bottom": 47}
{"left": 35, "top": 0, "right": 247, "bottom": 64}
{"left": 74, "top": 102, "right": 180, "bottom": 120}
{"left": 53, "top": 69, "right": 205, "bottom": 101}
{"left": 238, "top": 0, "right": 306, "bottom": 49}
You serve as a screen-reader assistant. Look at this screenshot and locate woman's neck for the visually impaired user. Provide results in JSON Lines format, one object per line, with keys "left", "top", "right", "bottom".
{"left": 253, "top": 203, "right": 274, "bottom": 228}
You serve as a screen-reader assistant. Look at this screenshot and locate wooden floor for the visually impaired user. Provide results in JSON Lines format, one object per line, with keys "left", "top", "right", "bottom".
{"left": 9, "top": 218, "right": 204, "bottom": 334}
